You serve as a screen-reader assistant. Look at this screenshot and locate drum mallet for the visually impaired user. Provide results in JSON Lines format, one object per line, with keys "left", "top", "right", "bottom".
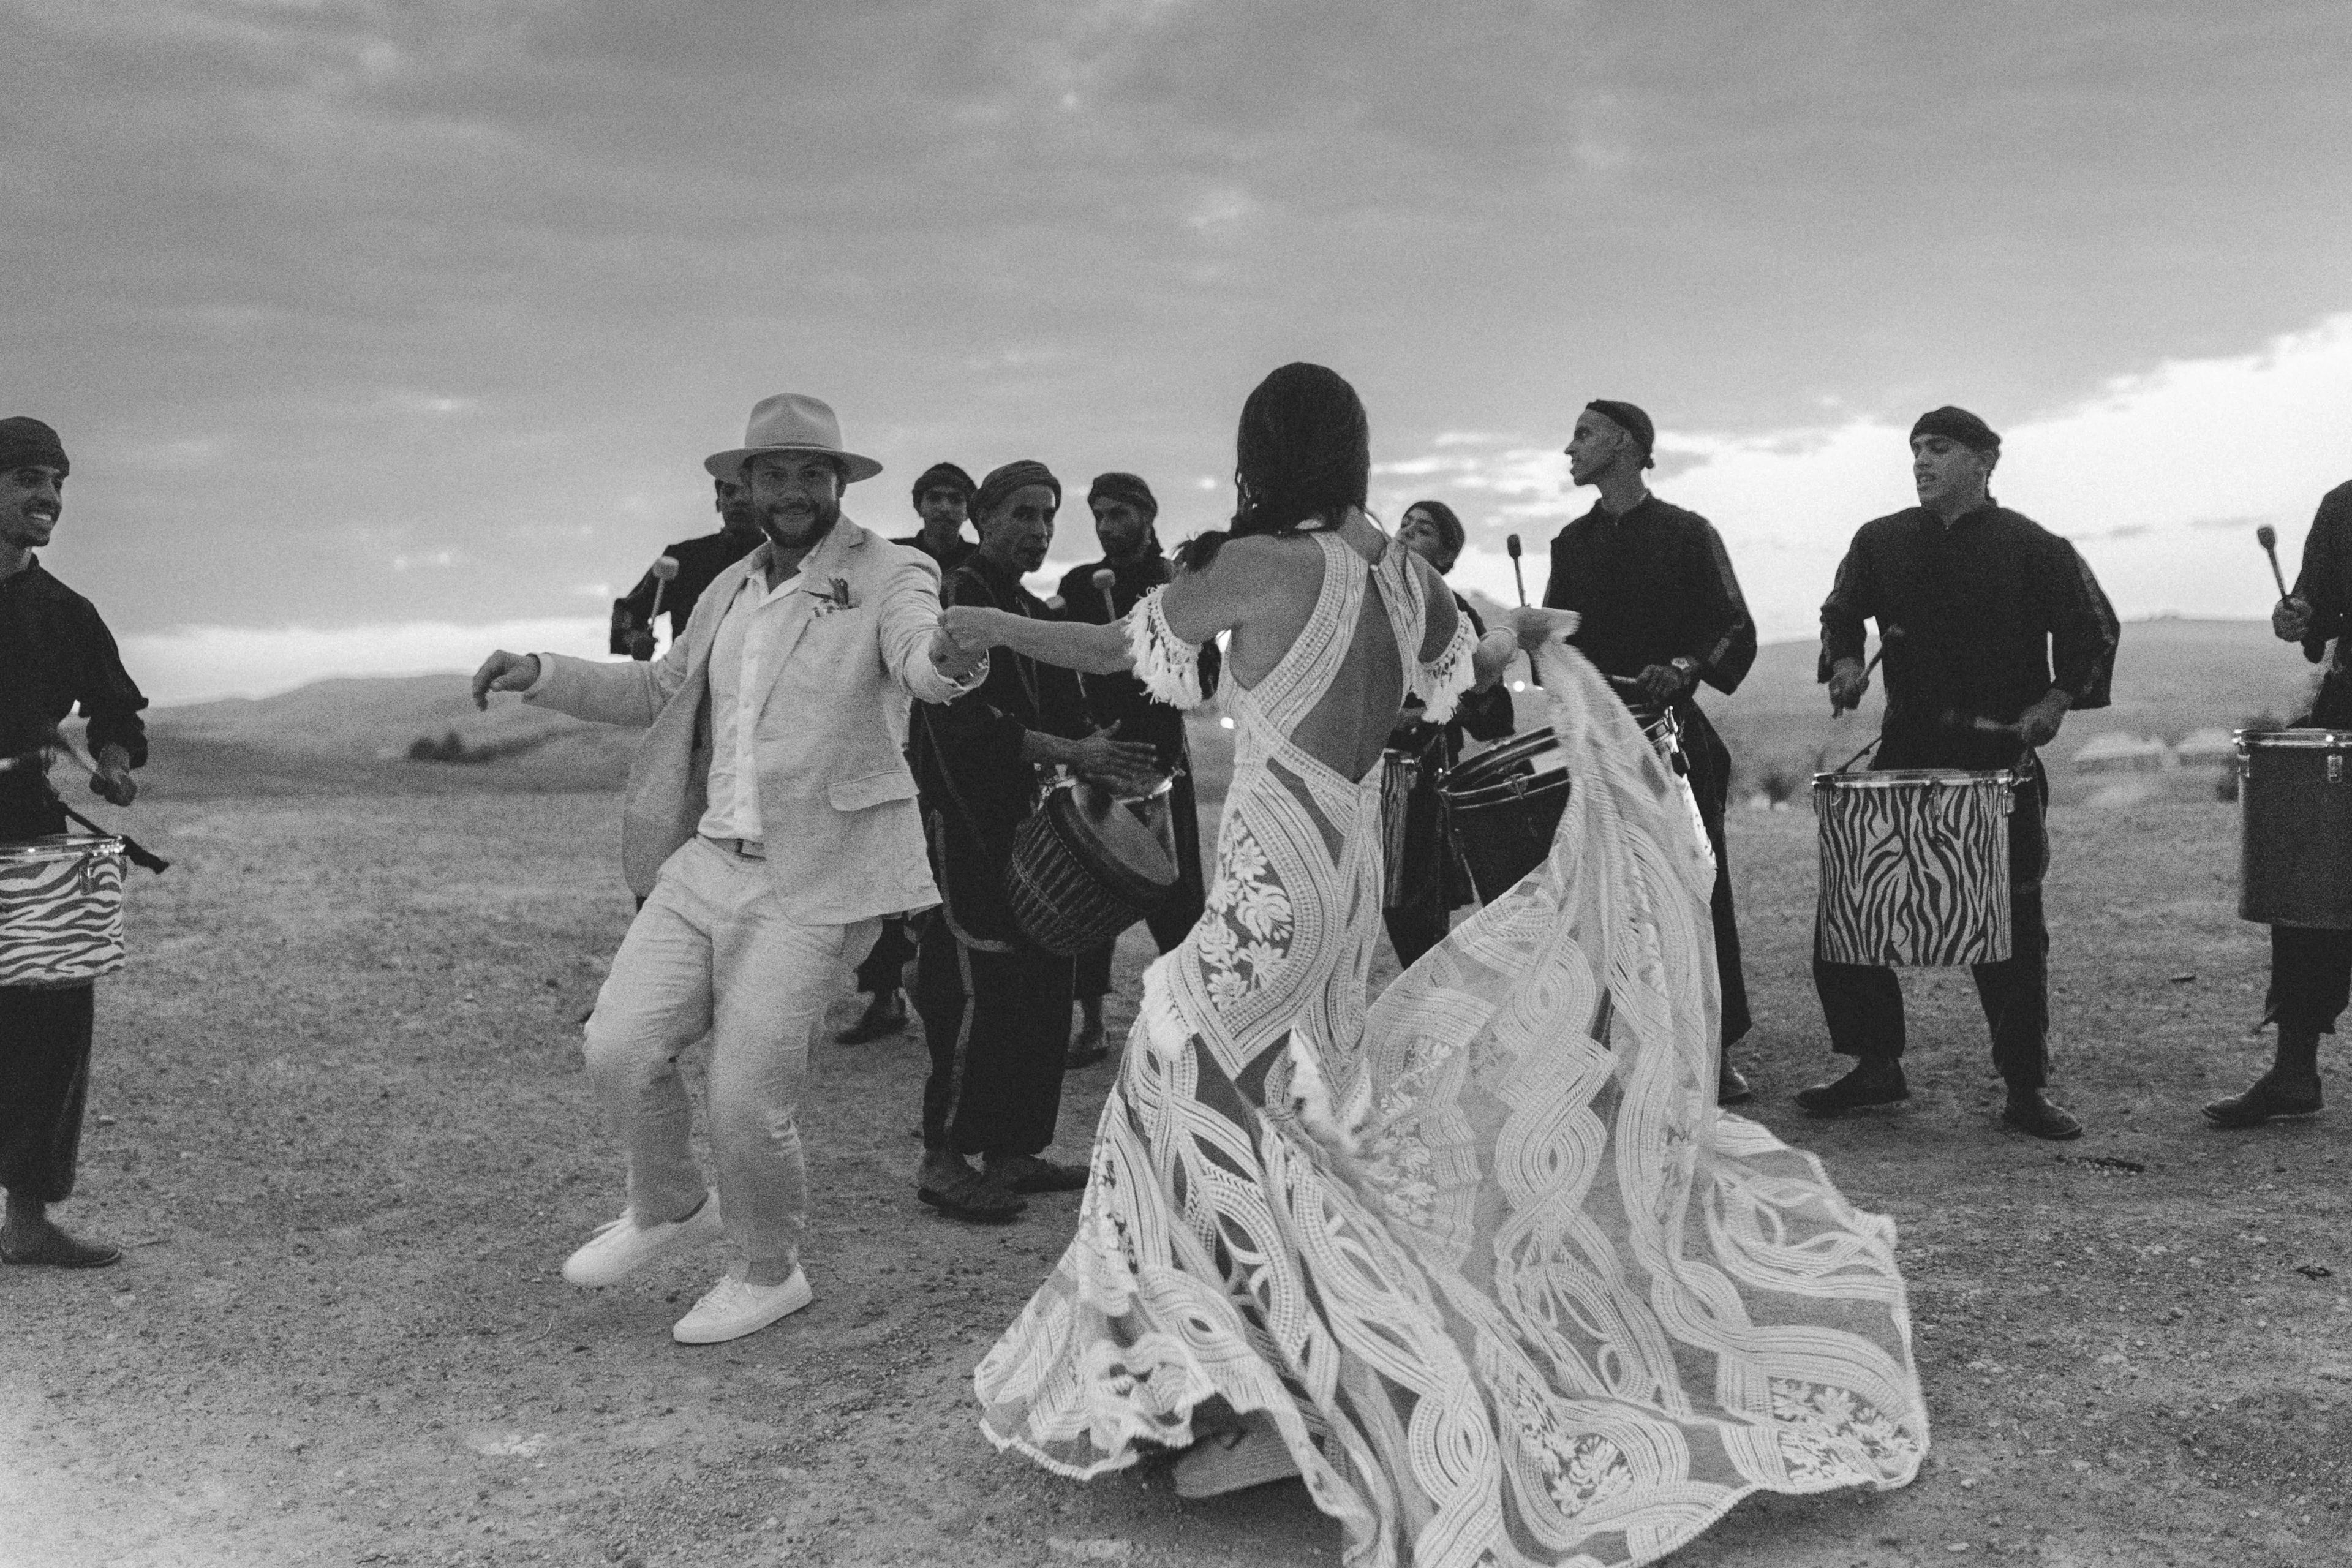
{"left": 1091, "top": 567, "right": 1118, "bottom": 622}
{"left": 630, "top": 555, "right": 679, "bottom": 661}
{"left": 1506, "top": 533, "right": 1528, "bottom": 606}
{"left": 2256, "top": 524, "right": 2291, "bottom": 601}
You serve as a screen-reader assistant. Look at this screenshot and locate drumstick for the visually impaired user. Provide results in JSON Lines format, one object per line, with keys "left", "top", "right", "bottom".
{"left": 1861, "top": 623, "right": 1906, "bottom": 680}
{"left": 1506, "top": 534, "right": 1527, "bottom": 607}
{"left": 647, "top": 553, "right": 680, "bottom": 626}
{"left": 2256, "top": 525, "right": 2291, "bottom": 600}
{"left": 1091, "top": 567, "right": 1117, "bottom": 622}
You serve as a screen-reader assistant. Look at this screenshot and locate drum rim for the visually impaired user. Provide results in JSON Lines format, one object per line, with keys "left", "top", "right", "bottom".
{"left": 2235, "top": 728, "right": 2352, "bottom": 750}
{"left": 0, "top": 833, "right": 126, "bottom": 863}
{"left": 1445, "top": 769, "right": 1570, "bottom": 813}
{"left": 1811, "top": 769, "right": 2016, "bottom": 789}
{"left": 1038, "top": 787, "right": 1177, "bottom": 905}
{"left": 1446, "top": 728, "right": 1562, "bottom": 791}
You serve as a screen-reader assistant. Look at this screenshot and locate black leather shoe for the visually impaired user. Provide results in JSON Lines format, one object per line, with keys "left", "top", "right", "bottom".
{"left": 987, "top": 1153, "right": 1090, "bottom": 1194}
{"left": 2203, "top": 1072, "right": 2324, "bottom": 1129}
{"left": 2000, "top": 1090, "right": 2084, "bottom": 1141}
{"left": 1717, "top": 1056, "right": 1755, "bottom": 1106}
{"left": 917, "top": 1151, "right": 1025, "bottom": 1223}
{"left": 835, "top": 990, "right": 908, "bottom": 1044}
{"left": 1793, "top": 1060, "right": 1908, "bottom": 1117}
{"left": 0, "top": 1223, "right": 123, "bottom": 1269}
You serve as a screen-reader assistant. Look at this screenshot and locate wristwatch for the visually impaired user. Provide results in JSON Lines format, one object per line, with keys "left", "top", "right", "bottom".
{"left": 1669, "top": 655, "right": 1698, "bottom": 688}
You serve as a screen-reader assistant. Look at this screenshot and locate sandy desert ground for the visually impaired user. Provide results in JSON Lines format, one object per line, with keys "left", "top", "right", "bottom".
{"left": 3, "top": 784, "right": 2348, "bottom": 1568}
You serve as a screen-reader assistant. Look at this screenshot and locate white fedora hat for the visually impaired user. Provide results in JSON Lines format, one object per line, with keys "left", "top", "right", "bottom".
{"left": 704, "top": 393, "right": 883, "bottom": 484}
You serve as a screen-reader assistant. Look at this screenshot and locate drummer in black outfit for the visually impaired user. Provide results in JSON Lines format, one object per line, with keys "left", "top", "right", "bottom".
{"left": 2208, "top": 477, "right": 2352, "bottom": 1128}
{"left": 609, "top": 475, "right": 762, "bottom": 655}
{"left": 1052, "top": 473, "right": 1216, "bottom": 1067}
{"left": 907, "top": 461, "right": 1158, "bottom": 1220}
{"left": 840, "top": 461, "right": 981, "bottom": 1044}
{"left": 1806, "top": 407, "right": 2119, "bottom": 1142}
{"left": 1542, "top": 400, "right": 1760, "bottom": 1104}
{"left": 1385, "top": 500, "right": 1513, "bottom": 968}
{"left": 0, "top": 418, "right": 147, "bottom": 1270}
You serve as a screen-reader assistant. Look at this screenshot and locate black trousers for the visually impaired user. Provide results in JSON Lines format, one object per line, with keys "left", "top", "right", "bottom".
{"left": 853, "top": 914, "right": 919, "bottom": 997}
{"left": 1073, "top": 768, "right": 1207, "bottom": 1001}
{"left": 2270, "top": 926, "right": 2352, "bottom": 1036}
{"left": 1678, "top": 704, "right": 1752, "bottom": 1049}
{"left": 1812, "top": 766, "right": 2052, "bottom": 1090}
{"left": 0, "top": 983, "right": 96, "bottom": 1205}
{"left": 914, "top": 919, "right": 1075, "bottom": 1158}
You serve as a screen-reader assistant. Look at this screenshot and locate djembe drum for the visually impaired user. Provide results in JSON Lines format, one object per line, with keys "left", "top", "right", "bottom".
{"left": 1006, "top": 777, "right": 1180, "bottom": 957}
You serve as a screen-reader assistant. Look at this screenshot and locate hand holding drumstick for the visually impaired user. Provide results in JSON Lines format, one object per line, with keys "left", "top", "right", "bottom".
{"left": 2260, "top": 526, "right": 2315, "bottom": 643}
{"left": 1828, "top": 625, "right": 1905, "bottom": 714}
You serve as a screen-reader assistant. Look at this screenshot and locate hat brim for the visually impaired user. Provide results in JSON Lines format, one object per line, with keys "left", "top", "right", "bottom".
{"left": 704, "top": 445, "right": 884, "bottom": 484}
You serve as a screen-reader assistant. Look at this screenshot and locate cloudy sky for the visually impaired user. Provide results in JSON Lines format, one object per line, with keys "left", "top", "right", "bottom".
{"left": 7, "top": 0, "right": 2349, "bottom": 701}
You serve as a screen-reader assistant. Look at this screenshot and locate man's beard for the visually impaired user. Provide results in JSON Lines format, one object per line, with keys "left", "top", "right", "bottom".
{"left": 761, "top": 500, "right": 839, "bottom": 551}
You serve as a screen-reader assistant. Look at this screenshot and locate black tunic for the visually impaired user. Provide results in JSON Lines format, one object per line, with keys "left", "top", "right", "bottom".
{"left": 610, "top": 530, "right": 760, "bottom": 651}
{"left": 1542, "top": 496, "right": 1757, "bottom": 695}
{"left": 1052, "top": 551, "right": 1221, "bottom": 773}
{"left": 894, "top": 530, "right": 978, "bottom": 575}
{"left": 2289, "top": 480, "right": 2352, "bottom": 728}
{"left": 1818, "top": 502, "right": 2119, "bottom": 771}
{"left": 0, "top": 558, "right": 148, "bottom": 838}
{"left": 908, "top": 556, "right": 1090, "bottom": 949}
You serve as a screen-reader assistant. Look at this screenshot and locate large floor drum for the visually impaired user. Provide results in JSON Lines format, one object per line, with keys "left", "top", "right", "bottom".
{"left": 1442, "top": 729, "right": 1569, "bottom": 903}
{"left": 0, "top": 834, "right": 128, "bottom": 987}
{"left": 2237, "top": 728, "right": 2352, "bottom": 928}
{"left": 1814, "top": 770, "right": 2013, "bottom": 967}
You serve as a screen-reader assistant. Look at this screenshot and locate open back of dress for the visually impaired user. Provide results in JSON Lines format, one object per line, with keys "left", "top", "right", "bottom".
{"left": 978, "top": 529, "right": 1928, "bottom": 1568}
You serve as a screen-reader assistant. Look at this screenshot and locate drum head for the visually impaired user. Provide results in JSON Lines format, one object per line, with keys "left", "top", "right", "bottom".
{"left": 1056, "top": 782, "right": 1178, "bottom": 899}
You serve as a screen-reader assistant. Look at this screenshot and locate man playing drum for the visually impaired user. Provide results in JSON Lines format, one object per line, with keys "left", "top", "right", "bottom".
{"left": 1542, "top": 399, "right": 1760, "bottom": 1104}
{"left": 1050, "top": 472, "right": 1216, "bottom": 1067}
{"left": 1385, "top": 499, "right": 1514, "bottom": 967}
{"left": 0, "top": 417, "right": 147, "bottom": 1270}
{"left": 2210, "top": 476, "right": 2352, "bottom": 1127}
{"left": 837, "top": 460, "right": 984, "bottom": 1046}
{"left": 907, "top": 461, "right": 1158, "bottom": 1221}
{"left": 1806, "top": 405, "right": 2119, "bottom": 1141}
{"left": 472, "top": 393, "right": 988, "bottom": 1343}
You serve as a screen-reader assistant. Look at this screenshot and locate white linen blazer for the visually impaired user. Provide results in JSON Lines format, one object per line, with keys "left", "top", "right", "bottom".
{"left": 525, "top": 514, "right": 965, "bottom": 924}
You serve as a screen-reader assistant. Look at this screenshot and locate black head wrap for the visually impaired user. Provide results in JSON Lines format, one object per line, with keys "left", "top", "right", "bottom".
{"left": 1086, "top": 471, "right": 1158, "bottom": 521}
{"left": 972, "top": 460, "right": 1061, "bottom": 521}
{"left": 911, "top": 461, "right": 975, "bottom": 507}
{"left": 0, "top": 417, "right": 70, "bottom": 477}
{"left": 1583, "top": 399, "right": 1655, "bottom": 470}
{"left": 1909, "top": 405, "right": 2001, "bottom": 454}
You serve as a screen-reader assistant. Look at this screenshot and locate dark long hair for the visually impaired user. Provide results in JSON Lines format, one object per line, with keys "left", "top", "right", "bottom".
{"left": 1178, "top": 363, "right": 1369, "bottom": 571}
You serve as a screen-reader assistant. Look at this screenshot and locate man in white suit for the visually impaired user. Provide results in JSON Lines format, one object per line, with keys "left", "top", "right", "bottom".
{"left": 473, "top": 394, "right": 986, "bottom": 1343}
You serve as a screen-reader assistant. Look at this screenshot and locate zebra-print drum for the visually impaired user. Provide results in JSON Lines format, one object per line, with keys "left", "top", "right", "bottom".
{"left": 1814, "top": 770, "right": 2015, "bottom": 967}
{"left": 1006, "top": 778, "right": 1179, "bottom": 957}
{"left": 0, "top": 834, "right": 128, "bottom": 988}
{"left": 2236, "top": 729, "right": 2352, "bottom": 928}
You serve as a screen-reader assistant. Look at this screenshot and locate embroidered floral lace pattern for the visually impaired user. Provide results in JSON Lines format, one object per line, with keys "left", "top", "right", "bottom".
{"left": 979, "top": 534, "right": 1928, "bottom": 1567}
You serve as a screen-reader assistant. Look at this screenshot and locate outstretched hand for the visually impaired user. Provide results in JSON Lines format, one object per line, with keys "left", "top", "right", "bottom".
{"left": 472, "top": 650, "right": 542, "bottom": 710}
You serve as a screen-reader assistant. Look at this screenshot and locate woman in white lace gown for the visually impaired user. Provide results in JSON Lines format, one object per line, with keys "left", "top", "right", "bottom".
{"left": 941, "top": 364, "right": 1927, "bottom": 1568}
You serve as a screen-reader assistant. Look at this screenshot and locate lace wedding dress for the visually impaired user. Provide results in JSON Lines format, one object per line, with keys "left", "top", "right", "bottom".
{"left": 976, "top": 531, "right": 1927, "bottom": 1567}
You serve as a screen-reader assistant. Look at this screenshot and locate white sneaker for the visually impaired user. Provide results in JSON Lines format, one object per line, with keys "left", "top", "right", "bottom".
{"left": 560, "top": 1192, "right": 722, "bottom": 1287}
{"left": 671, "top": 1267, "right": 813, "bottom": 1344}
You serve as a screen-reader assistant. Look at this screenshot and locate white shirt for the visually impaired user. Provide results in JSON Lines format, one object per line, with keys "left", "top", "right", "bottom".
{"left": 695, "top": 559, "right": 807, "bottom": 844}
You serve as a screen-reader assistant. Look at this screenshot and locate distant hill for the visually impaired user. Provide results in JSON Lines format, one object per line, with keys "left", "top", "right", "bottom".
{"left": 124, "top": 617, "right": 2312, "bottom": 803}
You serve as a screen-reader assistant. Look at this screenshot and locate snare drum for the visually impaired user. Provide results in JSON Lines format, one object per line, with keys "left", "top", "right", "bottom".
{"left": 2236, "top": 729, "right": 2352, "bottom": 928}
{"left": 1006, "top": 778, "right": 1180, "bottom": 956}
{"left": 1813, "top": 770, "right": 2014, "bottom": 967}
{"left": 0, "top": 834, "right": 128, "bottom": 988}
{"left": 1442, "top": 728, "right": 1570, "bottom": 903}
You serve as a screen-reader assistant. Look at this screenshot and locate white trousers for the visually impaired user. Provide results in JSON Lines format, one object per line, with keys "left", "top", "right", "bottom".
{"left": 583, "top": 837, "right": 875, "bottom": 1273}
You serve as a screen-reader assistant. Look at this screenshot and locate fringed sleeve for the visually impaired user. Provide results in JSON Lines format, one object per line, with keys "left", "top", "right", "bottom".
{"left": 1414, "top": 614, "right": 1479, "bottom": 726}
{"left": 1125, "top": 587, "right": 1205, "bottom": 709}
